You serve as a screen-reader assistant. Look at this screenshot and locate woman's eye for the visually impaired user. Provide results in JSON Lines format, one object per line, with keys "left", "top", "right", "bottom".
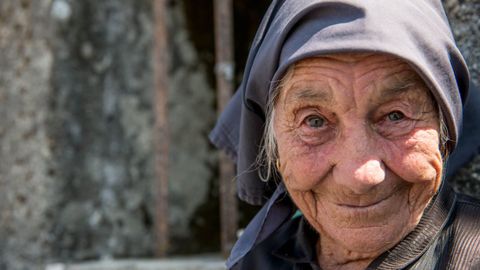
{"left": 305, "top": 115, "right": 325, "bottom": 128}
{"left": 387, "top": 111, "right": 405, "bottom": 122}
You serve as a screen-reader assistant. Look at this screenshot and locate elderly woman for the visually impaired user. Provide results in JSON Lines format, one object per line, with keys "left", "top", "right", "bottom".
{"left": 210, "top": 0, "right": 480, "bottom": 269}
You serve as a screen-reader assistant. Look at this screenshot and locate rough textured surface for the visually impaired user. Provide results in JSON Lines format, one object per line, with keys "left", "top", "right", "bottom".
{"left": 166, "top": 0, "right": 216, "bottom": 250}
{"left": 444, "top": 0, "right": 480, "bottom": 87}
{"left": 1, "top": 0, "right": 217, "bottom": 268}
{"left": 450, "top": 156, "right": 480, "bottom": 198}
{"left": 49, "top": 0, "right": 156, "bottom": 261}
{"left": 444, "top": 0, "right": 480, "bottom": 196}
{"left": 0, "top": 1, "right": 57, "bottom": 269}
{"left": 48, "top": 0, "right": 216, "bottom": 261}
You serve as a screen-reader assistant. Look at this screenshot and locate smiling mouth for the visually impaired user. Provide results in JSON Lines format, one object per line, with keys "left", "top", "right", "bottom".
{"left": 337, "top": 192, "right": 393, "bottom": 209}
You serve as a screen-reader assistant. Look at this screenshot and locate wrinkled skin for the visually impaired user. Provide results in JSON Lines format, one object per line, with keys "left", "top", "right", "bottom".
{"left": 273, "top": 54, "right": 443, "bottom": 270}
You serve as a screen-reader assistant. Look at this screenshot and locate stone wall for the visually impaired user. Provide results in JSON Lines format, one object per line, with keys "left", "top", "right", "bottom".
{"left": 49, "top": 0, "right": 156, "bottom": 261}
{"left": 48, "top": 0, "right": 217, "bottom": 261}
{"left": 162, "top": 0, "right": 217, "bottom": 253}
{"left": 0, "top": 0, "right": 217, "bottom": 269}
{"left": 0, "top": 1, "right": 57, "bottom": 269}
{"left": 445, "top": 0, "right": 480, "bottom": 86}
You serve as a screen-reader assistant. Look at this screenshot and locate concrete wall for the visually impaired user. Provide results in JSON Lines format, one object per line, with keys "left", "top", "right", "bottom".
{"left": 48, "top": 0, "right": 217, "bottom": 261}
{"left": 48, "top": 0, "right": 156, "bottom": 261}
{"left": 0, "top": 1, "right": 57, "bottom": 269}
{"left": 0, "top": 0, "right": 217, "bottom": 269}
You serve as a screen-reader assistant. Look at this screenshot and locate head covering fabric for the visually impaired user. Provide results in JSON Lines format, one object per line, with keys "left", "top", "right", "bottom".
{"left": 210, "top": 0, "right": 470, "bottom": 206}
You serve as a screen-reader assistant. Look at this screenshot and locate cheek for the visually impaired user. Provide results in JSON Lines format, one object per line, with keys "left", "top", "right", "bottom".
{"left": 385, "top": 129, "right": 443, "bottom": 185}
{"left": 276, "top": 135, "right": 335, "bottom": 191}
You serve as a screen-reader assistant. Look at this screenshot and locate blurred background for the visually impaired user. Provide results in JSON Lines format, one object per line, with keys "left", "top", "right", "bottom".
{"left": 0, "top": 0, "right": 478, "bottom": 269}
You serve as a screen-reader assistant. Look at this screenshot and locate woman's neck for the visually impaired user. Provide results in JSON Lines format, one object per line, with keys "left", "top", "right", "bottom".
{"left": 316, "top": 236, "right": 380, "bottom": 270}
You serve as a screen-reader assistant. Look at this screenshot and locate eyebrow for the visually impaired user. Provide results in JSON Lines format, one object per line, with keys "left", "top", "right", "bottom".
{"left": 282, "top": 75, "right": 425, "bottom": 106}
{"left": 377, "top": 77, "right": 425, "bottom": 102}
{"left": 285, "top": 87, "right": 334, "bottom": 105}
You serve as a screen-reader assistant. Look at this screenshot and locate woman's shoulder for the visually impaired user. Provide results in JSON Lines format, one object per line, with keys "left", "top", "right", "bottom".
{"left": 444, "top": 191, "right": 480, "bottom": 267}
{"left": 453, "top": 192, "right": 480, "bottom": 228}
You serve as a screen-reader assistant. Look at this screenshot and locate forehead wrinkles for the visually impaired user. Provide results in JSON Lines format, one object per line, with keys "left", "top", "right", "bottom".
{"left": 285, "top": 54, "right": 413, "bottom": 92}
{"left": 356, "top": 64, "right": 425, "bottom": 104}
{"left": 336, "top": 55, "right": 424, "bottom": 104}
{"left": 355, "top": 57, "right": 413, "bottom": 81}
{"left": 277, "top": 54, "right": 426, "bottom": 109}
{"left": 298, "top": 54, "right": 416, "bottom": 86}
{"left": 279, "top": 59, "right": 350, "bottom": 106}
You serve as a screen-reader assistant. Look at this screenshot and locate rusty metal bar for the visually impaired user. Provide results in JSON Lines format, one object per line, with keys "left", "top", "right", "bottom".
{"left": 152, "top": 0, "right": 170, "bottom": 258}
{"left": 214, "top": 0, "right": 238, "bottom": 257}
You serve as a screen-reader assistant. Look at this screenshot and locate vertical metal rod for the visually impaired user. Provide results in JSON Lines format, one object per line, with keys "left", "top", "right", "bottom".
{"left": 152, "top": 0, "right": 170, "bottom": 258}
{"left": 214, "top": 0, "right": 238, "bottom": 257}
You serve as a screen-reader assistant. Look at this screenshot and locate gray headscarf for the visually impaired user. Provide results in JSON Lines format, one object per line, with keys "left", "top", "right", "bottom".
{"left": 210, "top": 0, "right": 469, "bottom": 206}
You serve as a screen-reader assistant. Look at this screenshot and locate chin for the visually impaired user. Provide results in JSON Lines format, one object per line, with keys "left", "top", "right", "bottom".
{"left": 330, "top": 225, "right": 411, "bottom": 253}
{"left": 304, "top": 209, "right": 418, "bottom": 254}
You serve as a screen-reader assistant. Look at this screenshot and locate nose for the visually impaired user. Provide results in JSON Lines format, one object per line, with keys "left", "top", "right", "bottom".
{"left": 332, "top": 125, "right": 386, "bottom": 194}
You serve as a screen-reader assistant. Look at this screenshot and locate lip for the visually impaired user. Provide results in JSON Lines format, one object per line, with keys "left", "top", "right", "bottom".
{"left": 337, "top": 192, "right": 394, "bottom": 209}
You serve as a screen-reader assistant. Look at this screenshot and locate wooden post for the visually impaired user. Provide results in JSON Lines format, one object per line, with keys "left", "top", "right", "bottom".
{"left": 213, "top": 0, "right": 238, "bottom": 257}
{"left": 152, "top": 0, "right": 170, "bottom": 258}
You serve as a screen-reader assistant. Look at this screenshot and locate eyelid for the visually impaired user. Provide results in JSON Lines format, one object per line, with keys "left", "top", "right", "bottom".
{"left": 293, "top": 106, "right": 332, "bottom": 122}
{"left": 373, "top": 108, "right": 418, "bottom": 138}
{"left": 374, "top": 102, "right": 414, "bottom": 121}
{"left": 374, "top": 110, "right": 408, "bottom": 124}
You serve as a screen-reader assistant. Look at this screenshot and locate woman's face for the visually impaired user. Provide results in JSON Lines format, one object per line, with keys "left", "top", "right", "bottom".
{"left": 274, "top": 54, "right": 443, "bottom": 258}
